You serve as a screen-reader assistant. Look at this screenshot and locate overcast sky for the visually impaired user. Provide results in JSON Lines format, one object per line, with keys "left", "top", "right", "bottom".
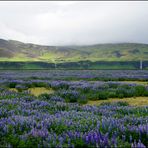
{"left": 0, "top": 1, "right": 148, "bottom": 45}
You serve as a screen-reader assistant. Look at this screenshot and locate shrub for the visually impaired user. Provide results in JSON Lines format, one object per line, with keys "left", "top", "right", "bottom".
{"left": 118, "top": 93, "right": 124, "bottom": 99}
{"left": 121, "top": 84, "right": 131, "bottom": 89}
{"left": 58, "top": 90, "right": 80, "bottom": 103}
{"left": 85, "top": 90, "right": 99, "bottom": 100}
{"left": 134, "top": 85, "right": 146, "bottom": 96}
{"left": 39, "top": 93, "right": 52, "bottom": 100}
{"left": 143, "top": 90, "right": 148, "bottom": 96}
{"left": 107, "top": 82, "right": 118, "bottom": 88}
{"left": 78, "top": 95, "right": 88, "bottom": 104}
{"left": 80, "top": 86, "right": 91, "bottom": 93}
{"left": 9, "top": 82, "right": 17, "bottom": 88}
{"left": 108, "top": 91, "right": 117, "bottom": 98}
{"left": 15, "top": 85, "right": 28, "bottom": 92}
{"left": 126, "top": 89, "right": 136, "bottom": 97}
{"left": 33, "top": 82, "right": 47, "bottom": 87}
{"left": 100, "top": 102, "right": 111, "bottom": 106}
{"left": 116, "top": 87, "right": 130, "bottom": 98}
{"left": 98, "top": 91, "right": 108, "bottom": 100}
{"left": 115, "top": 101, "right": 129, "bottom": 106}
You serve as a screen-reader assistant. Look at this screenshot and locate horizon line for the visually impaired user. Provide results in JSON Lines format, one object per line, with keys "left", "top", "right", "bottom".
{"left": 1, "top": 38, "right": 148, "bottom": 46}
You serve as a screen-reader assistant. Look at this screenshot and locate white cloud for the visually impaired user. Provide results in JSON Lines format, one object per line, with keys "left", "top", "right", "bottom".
{"left": 0, "top": 1, "right": 148, "bottom": 45}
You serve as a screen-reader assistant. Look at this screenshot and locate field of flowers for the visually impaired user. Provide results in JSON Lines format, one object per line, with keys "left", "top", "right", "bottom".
{"left": 0, "top": 70, "right": 148, "bottom": 147}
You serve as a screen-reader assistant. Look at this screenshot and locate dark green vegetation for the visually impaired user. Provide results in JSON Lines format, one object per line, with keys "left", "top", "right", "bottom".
{"left": 0, "top": 38, "right": 148, "bottom": 69}
{"left": 5, "top": 79, "right": 148, "bottom": 104}
{"left": 1, "top": 61, "right": 148, "bottom": 70}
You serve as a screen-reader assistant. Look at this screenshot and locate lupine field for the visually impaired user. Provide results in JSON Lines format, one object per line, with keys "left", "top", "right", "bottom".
{"left": 0, "top": 70, "right": 148, "bottom": 148}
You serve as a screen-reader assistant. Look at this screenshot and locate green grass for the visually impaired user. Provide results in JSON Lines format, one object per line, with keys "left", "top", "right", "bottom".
{"left": 9, "top": 87, "right": 54, "bottom": 96}
{"left": 123, "top": 81, "right": 148, "bottom": 85}
{"left": 89, "top": 64, "right": 135, "bottom": 69}
{"left": 87, "top": 97, "right": 148, "bottom": 106}
{"left": 0, "top": 61, "right": 144, "bottom": 70}
{"left": 28, "top": 87, "right": 54, "bottom": 96}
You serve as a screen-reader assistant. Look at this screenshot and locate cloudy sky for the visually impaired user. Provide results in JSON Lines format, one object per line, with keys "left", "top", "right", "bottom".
{"left": 0, "top": 1, "right": 148, "bottom": 45}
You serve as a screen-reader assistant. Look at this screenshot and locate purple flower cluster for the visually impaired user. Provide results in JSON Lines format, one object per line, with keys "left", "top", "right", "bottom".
{"left": 0, "top": 88, "right": 147, "bottom": 147}
{"left": 0, "top": 70, "right": 148, "bottom": 80}
{"left": 0, "top": 70, "right": 148, "bottom": 147}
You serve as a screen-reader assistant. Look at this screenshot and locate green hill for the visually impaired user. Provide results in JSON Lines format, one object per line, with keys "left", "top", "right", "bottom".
{"left": 0, "top": 39, "right": 148, "bottom": 63}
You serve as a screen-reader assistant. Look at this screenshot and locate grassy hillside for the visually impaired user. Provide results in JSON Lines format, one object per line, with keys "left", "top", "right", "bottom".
{"left": 0, "top": 39, "right": 148, "bottom": 62}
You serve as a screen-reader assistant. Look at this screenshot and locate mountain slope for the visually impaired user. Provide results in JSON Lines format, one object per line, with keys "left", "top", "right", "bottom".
{"left": 0, "top": 39, "right": 148, "bottom": 62}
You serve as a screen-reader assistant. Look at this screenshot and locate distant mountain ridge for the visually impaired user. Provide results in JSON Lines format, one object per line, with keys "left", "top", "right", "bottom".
{"left": 0, "top": 38, "right": 148, "bottom": 62}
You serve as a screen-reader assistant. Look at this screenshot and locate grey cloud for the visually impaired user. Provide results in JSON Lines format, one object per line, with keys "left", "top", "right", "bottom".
{"left": 0, "top": 1, "right": 148, "bottom": 45}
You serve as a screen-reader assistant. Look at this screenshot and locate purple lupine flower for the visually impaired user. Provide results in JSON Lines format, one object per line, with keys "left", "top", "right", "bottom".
{"left": 131, "top": 140, "right": 146, "bottom": 148}
{"left": 130, "top": 135, "right": 133, "bottom": 143}
{"left": 85, "top": 135, "right": 89, "bottom": 144}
